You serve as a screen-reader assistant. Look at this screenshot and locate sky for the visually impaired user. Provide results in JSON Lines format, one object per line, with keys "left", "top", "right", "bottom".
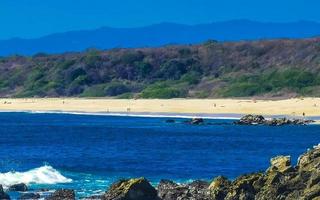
{"left": 1, "top": 0, "right": 320, "bottom": 40}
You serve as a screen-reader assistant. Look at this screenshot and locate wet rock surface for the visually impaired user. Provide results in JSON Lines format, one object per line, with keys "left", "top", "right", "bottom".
{"left": 45, "top": 189, "right": 75, "bottom": 200}
{"left": 157, "top": 180, "right": 210, "bottom": 200}
{"left": 104, "top": 177, "right": 158, "bottom": 200}
{"left": 8, "top": 183, "right": 28, "bottom": 192}
{"left": 234, "top": 114, "right": 315, "bottom": 126}
{"left": 19, "top": 192, "right": 40, "bottom": 200}
{"left": 0, "top": 185, "right": 10, "bottom": 200}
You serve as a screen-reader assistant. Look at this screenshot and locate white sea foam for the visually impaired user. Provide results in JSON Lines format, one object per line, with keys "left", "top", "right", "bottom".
{"left": 0, "top": 165, "right": 72, "bottom": 187}
{"left": 26, "top": 110, "right": 241, "bottom": 120}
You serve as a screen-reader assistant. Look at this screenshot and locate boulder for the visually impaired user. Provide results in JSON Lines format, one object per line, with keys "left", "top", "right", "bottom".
{"left": 208, "top": 176, "right": 231, "bottom": 200}
{"left": 157, "top": 180, "right": 210, "bottom": 200}
{"left": 8, "top": 183, "right": 28, "bottom": 192}
{"left": 190, "top": 118, "right": 204, "bottom": 125}
{"left": 0, "top": 185, "right": 10, "bottom": 200}
{"left": 45, "top": 189, "right": 75, "bottom": 200}
{"left": 157, "top": 180, "right": 180, "bottom": 200}
{"left": 266, "top": 156, "right": 293, "bottom": 173}
{"left": 19, "top": 193, "right": 40, "bottom": 200}
{"left": 298, "top": 144, "right": 320, "bottom": 172}
{"left": 225, "top": 173, "right": 264, "bottom": 200}
{"left": 104, "top": 178, "right": 158, "bottom": 200}
{"left": 235, "top": 115, "right": 265, "bottom": 125}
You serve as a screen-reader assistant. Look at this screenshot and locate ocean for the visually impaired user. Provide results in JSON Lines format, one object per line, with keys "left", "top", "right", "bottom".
{"left": 0, "top": 112, "right": 319, "bottom": 198}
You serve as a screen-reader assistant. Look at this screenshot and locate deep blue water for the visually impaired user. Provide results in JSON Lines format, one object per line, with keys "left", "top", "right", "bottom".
{"left": 0, "top": 112, "right": 319, "bottom": 197}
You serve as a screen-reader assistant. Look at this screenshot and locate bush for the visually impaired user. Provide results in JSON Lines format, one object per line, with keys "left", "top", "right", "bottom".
{"left": 105, "top": 82, "right": 130, "bottom": 96}
{"left": 140, "top": 82, "right": 188, "bottom": 98}
{"left": 81, "top": 84, "right": 107, "bottom": 97}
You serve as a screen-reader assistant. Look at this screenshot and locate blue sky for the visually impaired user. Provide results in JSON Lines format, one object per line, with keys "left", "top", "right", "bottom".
{"left": 1, "top": 0, "right": 319, "bottom": 39}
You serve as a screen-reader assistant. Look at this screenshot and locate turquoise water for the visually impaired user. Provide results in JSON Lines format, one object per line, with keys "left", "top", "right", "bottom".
{"left": 0, "top": 112, "right": 319, "bottom": 198}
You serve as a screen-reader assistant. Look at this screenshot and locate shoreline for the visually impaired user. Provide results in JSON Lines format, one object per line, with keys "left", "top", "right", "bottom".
{"left": 0, "top": 98, "right": 320, "bottom": 119}
{"left": 2, "top": 110, "right": 320, "bottom": 121}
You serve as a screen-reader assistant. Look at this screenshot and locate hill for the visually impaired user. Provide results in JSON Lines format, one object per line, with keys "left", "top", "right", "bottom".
{"left": 0, "top": 38, "right": 320, "bottom": 98}
{"left": 1, "top": 20, "right": 320, "bottom": 56}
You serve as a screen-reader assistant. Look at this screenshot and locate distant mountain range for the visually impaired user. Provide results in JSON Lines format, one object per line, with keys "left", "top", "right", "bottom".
{"left": 1, "top": 20, "right": 320, "bottom": 56}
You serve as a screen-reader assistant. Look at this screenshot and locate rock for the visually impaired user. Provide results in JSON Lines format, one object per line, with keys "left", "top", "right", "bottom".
{"left": 0, "top": 185, "right": 10, "bottom": 200}
{"left": 234, "top": 115, "right": 265, "bottom": 125}
{"left": 235, "top": 114, "right": 315, "bottom": 126}
{"left": 266, "top": 155, "right": 293, "bottom": 173}
{"left": 19, "top": 193, "right": 40, "bottom": 200}
{"left": 298, "top": 144, "right": 320, "bottom": 172}
{"left": 189, "top": 118, "right": 204, "bottom": 125}
{"left": 157, "top": 180, "right": 210, "bottom": 200}
{"left": 104, "top": 177, "right": 158, "bottom": 200}
{"left": 208, "top": 176, "right": 231, "bottom": 200}
{"left": 8, "top": 183, "right": 28, "bottom": 192}
{"left": 225, "top": 173, "right": 263, "bottom": 200}
{"left": 45, "top": 189, "right": 75, "bottom": 200}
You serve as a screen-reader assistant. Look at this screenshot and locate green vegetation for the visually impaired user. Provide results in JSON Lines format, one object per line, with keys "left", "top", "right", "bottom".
{"left": 0, "top": 39, "right": 320, "bottom": 98}
{"left": 218, "top": 69, "right": 320, "bottom": 97}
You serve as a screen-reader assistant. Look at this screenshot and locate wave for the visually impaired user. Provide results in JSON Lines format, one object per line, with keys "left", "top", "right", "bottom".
{"left": 26, "top": 110, "right": 241, "bottom": 120}
{"left": 0, "top": 165, "right": 72, "bottom": 187}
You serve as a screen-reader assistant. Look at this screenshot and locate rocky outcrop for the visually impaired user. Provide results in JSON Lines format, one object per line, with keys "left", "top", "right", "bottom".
{"left": 208, "top": 176, "right": 231, "bottom": 200}
{"left": 8, "top": 183, "right": 28, "bottom": 192}
{"left": 0, "top": 185, "right": 10, "bottom": 200}
{"left": 81, "top": 145, "right": 320, "bottom": 200}
{"left": 208, "top": 144, "right": 320, "bottom": 200}
{"left": 45, "top": 189, "right": 75, "bottom": 200}
{"left": 157, "top": 180, "right": 210, "bottom": 200}
{"left": 104, "top": 178, "right": 158, "bottom": 200}
{"left": 234, "top": 114, "right": 315, "bottom": 126}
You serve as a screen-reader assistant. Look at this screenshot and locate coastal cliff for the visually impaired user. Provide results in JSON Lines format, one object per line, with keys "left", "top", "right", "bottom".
{"left": 2, "top": 144, "right": 320, "bottom": 199}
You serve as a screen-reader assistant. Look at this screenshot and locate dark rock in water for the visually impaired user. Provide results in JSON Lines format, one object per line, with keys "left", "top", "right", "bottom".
{"left": 0, "top": 185, "right": 10, "bottom": 200}
{"left": 191, "top": 118, "right": 204, "bottom": 125}
{"left": 104, "top": 177, "right": 158, "bottom": 200}
{"left": 165, "top": 119, "right": 175, "bottom": 123}
{"left": 45, "top": 189, "right": 75, "bottom": 200}
{"left": 235, "top": 114, "right": 315, "bottom": 126}
{"left": 157, "top": 179, "right": 210, "bottom": 200}
{"left": 19, "top": 193, "right": 40, "bottom": 200}
{"left": 184, "top": 118, "right": 205, "bottom": 125}
{"left": 9, "top": 183, "right": 28, "bottom": 192}
{"left": 235, "top": 114, "right": 265, "bottom": 125}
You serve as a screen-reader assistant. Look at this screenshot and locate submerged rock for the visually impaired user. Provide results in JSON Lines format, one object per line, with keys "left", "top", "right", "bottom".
{"left": 9, "top": 183, "right": 28, "bottom": 192}
{"left": 165, "top": 119, "right": 175, "bottom": 123}
{"left": 45, "top": 189, "right": 75, "bottom": 200}
{"left": 0, "top": 185, "right": 10, "bottom": 200}
{"left": 104, "top": 177, "right": 158, "bottom": 200}
{"left": 19, "top": 192, "right": 40, "bottom": 200}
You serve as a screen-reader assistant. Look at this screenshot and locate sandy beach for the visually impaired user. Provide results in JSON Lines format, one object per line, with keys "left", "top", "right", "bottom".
{"left": 0, "top": 98, "right": 319, "bottom": 118}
